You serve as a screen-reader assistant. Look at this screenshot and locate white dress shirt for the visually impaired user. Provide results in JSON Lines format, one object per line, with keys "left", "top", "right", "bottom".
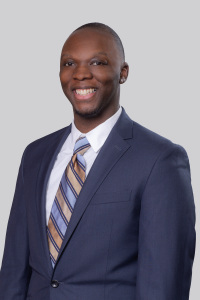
{"left": 45, "top": 106, "right": 122, "bottom": 224}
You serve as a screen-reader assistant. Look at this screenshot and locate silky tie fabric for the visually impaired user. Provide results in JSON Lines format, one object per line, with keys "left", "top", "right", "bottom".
{"left": 47, "top": 136, "right": 91, "bottom": 268}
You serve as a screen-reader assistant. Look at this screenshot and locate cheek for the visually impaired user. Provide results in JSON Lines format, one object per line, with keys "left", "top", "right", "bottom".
{"left": 95, "top": 76, "right": 118, "bottom": 89}
{"left": 94, "top": 68, "right": 119, "bottom": 84}
{"left": 59, "top": 70, "right": 71, "bottom": 86}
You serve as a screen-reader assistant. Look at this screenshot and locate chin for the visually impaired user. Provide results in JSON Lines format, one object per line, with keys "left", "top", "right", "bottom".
{"left": 74, "top": 105, "right": 102, "bottom": 119}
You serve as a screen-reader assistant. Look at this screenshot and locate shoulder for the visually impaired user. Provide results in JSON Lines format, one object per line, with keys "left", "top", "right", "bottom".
{"left": 123, "top": 117, "right": 189, "bottom": 174}
{"left": 22, "top": 125, "right": 71, "bottom": 161}
{"left": 130, "top": 120, "right": 191, "bottom": 194}
{"left": 29, "top": 125, "right": 70, "bottom": 147}
{"left": 121, "top": 108, "right": 181, "bottom": 155}
{"left": 132, "top": 119, "right": 187, "bottom": 156}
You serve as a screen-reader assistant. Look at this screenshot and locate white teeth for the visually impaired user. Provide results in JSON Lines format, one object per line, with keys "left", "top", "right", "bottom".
{"left": 75, "top": 88, "right": 96, "bottom": 95}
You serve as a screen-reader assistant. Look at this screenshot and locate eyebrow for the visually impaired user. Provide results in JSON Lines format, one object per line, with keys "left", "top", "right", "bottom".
{"left": 61, "top": 51, "right": 108, "bottom": 59}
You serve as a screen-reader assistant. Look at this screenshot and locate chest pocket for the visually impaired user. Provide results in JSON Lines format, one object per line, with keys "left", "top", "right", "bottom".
{"left": 90, "top": 189, "right": 131, "bottom": 205}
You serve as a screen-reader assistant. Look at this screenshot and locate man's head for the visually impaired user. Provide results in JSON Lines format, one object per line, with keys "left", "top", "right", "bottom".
{"left": 59, "top": 22, "right": 129, "bottom": 124}
{"left": 74, "top": 23, "right": 126, "bottom": 62}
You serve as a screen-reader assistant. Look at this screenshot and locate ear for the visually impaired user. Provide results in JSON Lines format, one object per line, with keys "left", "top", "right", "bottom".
{"left": 119, "top": 62, "right": 129, "bottom": 84}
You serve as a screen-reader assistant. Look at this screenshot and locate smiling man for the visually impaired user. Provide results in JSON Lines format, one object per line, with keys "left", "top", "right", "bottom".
{"left": 60, "top": 24, "right": 128, "bottom": 132}
{"left": 0, "top": 23, "right": 196, "bottom": 300}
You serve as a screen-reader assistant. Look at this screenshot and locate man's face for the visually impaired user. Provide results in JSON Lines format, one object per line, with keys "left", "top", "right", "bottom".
{"left": 60, "top": 28, "right": 127, "bottom": 118}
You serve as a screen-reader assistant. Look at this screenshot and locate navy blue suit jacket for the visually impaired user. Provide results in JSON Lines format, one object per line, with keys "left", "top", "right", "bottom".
{"left": 0, "top": 107, "right": 196, "bottom": 300}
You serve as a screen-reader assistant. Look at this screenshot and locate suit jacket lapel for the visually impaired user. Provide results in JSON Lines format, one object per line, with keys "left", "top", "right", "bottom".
{"left": 35, "top": 125, "right": 72, "bottom": 274}
{"left": 54, "top": 107, "right": 133, "bottom": 269}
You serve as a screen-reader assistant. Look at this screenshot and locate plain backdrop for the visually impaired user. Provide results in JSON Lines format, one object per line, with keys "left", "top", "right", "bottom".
{"left": 0, "top": 1, "right": 199, "bottom": 298}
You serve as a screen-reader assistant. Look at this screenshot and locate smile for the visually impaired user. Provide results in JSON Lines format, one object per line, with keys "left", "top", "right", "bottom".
{"left": 73, "top": 88, "right": 97, "bottom": 100}
{"left": 75, "top": 88, "right": 96, "bottom": 95}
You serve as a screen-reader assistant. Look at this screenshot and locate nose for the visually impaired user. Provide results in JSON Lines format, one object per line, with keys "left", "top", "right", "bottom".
{"left": 73, "top": 64, "right": 93, "bottom": 81}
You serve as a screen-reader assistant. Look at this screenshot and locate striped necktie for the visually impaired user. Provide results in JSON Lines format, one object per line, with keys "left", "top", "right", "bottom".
{"left": 47, "top": 136, "right": 91, "bottom": 268}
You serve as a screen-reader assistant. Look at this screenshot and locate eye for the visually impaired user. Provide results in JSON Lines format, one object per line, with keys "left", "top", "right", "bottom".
{"left": 64, "top": 61, "right": 74, "bottom": 67}
{"left": 91, "top": 60, "right": 107, "bottom": 66}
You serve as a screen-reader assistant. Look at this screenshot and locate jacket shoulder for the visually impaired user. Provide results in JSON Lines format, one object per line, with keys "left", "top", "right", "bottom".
{"left": 22, "top": 125, "right": 71, "bottom": 162}
{"left": 131, "top": 120, "right": 187, "bottom": 157}
{"left": 27, "top": 125, "right": 70, "bottom": 148}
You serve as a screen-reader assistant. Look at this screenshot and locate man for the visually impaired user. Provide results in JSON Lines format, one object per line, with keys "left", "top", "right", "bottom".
{"left": 0, "top": 22, "right": 196, "bottom": 300}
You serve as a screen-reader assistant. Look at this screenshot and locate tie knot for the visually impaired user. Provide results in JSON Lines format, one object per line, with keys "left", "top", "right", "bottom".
{"left": 73, "top": 136, "right": 91, "bottom": 156}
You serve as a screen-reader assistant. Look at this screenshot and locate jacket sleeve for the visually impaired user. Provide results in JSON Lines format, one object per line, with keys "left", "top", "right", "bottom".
{"left": 0, "top": 147, "right": 32, "bottom": 300}
{"left": 135, "top": 144, "right": 196, "bottom": 300}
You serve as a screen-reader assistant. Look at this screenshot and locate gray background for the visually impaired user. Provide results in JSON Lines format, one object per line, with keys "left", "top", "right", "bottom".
{"left": 0, "top": 1, "right": 199, "bottom": 298}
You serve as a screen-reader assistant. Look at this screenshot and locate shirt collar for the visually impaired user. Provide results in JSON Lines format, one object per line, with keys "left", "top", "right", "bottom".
{"left": 71, "top": 106, "right": 122, "bottom": 153}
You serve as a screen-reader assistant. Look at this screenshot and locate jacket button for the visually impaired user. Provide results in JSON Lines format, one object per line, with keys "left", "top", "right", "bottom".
{"left": 51, "top": 280, "right": 59, "bottom": 288}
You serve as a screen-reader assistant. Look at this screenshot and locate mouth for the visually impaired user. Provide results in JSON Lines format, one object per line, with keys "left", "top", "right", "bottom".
{"left": 73, "top": 88, "right": 97, "bottom": 100}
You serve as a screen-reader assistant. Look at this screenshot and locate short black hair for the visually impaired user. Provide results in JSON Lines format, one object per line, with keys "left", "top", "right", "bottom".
{"left": 73, "top": 22, "right": 125, "bottom": 61}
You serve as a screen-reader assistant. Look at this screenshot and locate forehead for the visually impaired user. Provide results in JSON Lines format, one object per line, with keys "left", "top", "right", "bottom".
{"left": 61, "top": 28, "right": 121, "bottom": 59}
